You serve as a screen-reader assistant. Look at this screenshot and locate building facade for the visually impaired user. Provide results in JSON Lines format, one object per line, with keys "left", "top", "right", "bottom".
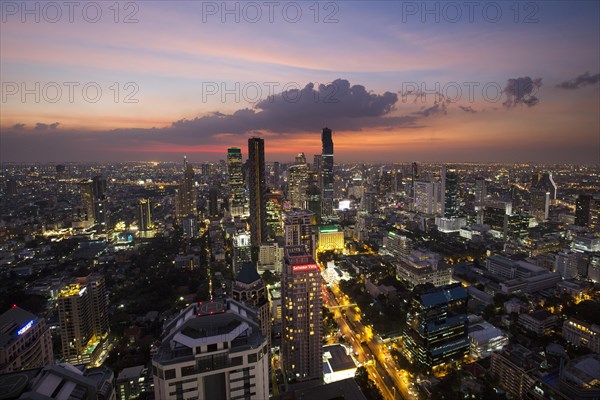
{"left": 152, "top": 299, "right": 270, "bottom": 400}
{"left": 281, "top": 246, "right": 323, "bottom": 382}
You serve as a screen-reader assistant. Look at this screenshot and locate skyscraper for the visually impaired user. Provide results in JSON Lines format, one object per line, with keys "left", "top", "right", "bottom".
{"left": 79, "top": 180, "right": 95, "bottom": 225}
{"left": 321, "top": 127, "right": 334, "bottom": 220}
{"left": 576, "top": 194, "right": 593, "bottom": 226}
{"left": 288, "top": 153, "right": 309, "bottom": 209}
{"left": 283, "top": 209, "right": 315, "bottom": 259}
{"left": 175, "top": 157, "right": 197, "bottom": 220}
{"left": 442, "top": 166, "right": 460, "bottom": 218}
{"left": 403, "top": 283, "right": 469, "bottom": 371}
{"left": 58, "top": 274, "right": 109, "bottom": 365}
{"left": 474, "top": 177, "right": 486, "bottom": 224}
{"left": 137, "top": 198, "right": 152, "bottom": 231}
{"left": 92, "top": 175, "right": 108, "bottom": 228}
{"left": 248, "top": 138, "right": 267, "bottom": 261}
{"left": 531, "top": 173, "right": 557, "bottom": 200}
{"left": 152, "top": 299, "right": 270, "bottom": 400}
{"left": 281, "top": 246, "right": 323, "bottom": 383}
{"left": 227, "top": 147, "right": 246, "bottom": 217}
{"left": 0, "top": 306, "right": 54, "bottom": 373}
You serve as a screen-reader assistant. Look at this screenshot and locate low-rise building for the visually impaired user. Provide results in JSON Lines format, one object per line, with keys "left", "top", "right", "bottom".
{"left": 518, "top": 310, "right": 559, "bottom": 335}
{"left": 468, "top": 318, "right": 508, "bottom": 359}
{"left": 562, "top": 318, "right": 600, "bottom": 354}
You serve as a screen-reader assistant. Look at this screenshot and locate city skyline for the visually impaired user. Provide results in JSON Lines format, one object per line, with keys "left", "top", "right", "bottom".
{"left": 1, "top": 2, "right": 599, "bottom": 163}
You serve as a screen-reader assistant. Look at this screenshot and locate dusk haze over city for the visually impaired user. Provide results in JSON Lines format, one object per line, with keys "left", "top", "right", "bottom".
{"left": 1, "top": 2, "right": 600, "bottom": 400}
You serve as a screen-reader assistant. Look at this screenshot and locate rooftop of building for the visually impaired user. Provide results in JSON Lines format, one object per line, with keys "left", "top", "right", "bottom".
{"left": 154, "top": 298, "right": 265, "bottom": 366}
{"left": 323, "top": 344, "right": 356, "bottom": 374}
{"left": 522, "top": 309, "right": 557, "bottom": 322}
{"left": 116, "top": 365, "right": 144, "bottom": 382}
{"left": 563, "top": 354, "right": 600, "bottom": 389}
{"left": 0, "top": 364, "right": 113, "bottom": 400}
{"left": 418, "top": 284, "right": 467, "bottom": 307}
{"left": 468, "top": 320, "right": 505, "bottom": 342}
{"left": 0, "top": 306, "right": 40, "bottom": 348}
{"left": 235, "top": 262, "right": 261, "bottom": 285}
{"left": 290, "top": 378, "right": 367, "bottom": 400}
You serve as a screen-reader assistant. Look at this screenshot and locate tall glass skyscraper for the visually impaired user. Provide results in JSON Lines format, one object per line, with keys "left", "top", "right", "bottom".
{"left": 227, "top": 147, "right": 245, "bottom": 217}
{"left": 248, "top": 138, "right": 266, "bottom": 261}
{"left": 321, "top": 127, "right": 334, "bottom": 219}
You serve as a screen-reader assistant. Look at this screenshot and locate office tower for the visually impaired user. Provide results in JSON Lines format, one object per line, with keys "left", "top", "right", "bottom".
{"left": 555, "top": 249, "right": 579, "bottom": 279}
{"left": 531, "top": 172, "right": 557, "bottom": 200}
{"left": 0, "top": 306, "right": 54, "bottom": 373}
{"left": 283, "top": 209, "right": 315, "bottom": 259}
{"left": 175, "top": 156, "right": 197, "bottom": 220}
{"left": 248, "top": 138, "right": 267, "bottom": 261}
{"left": 403, "top": 283, "right": 469, "bottom": 371}
{"left": 79, "top": 180, "right": 95, "bottom": 224}
{"left": 575, "top": 194, "right": 593, "bottom": 226}
{"left": 321, "top": 127, "right": 334, "bottom": 219}
{"left": 227, "top": 147, "right": 246, "bottom": 217}
{"left": 208, "top": 186, "right": 219, "bottom": 217}
{"left": 265, "top": 191, "right": 284, "bottom": 241}
{"left": 281, "top": 246, "right": 323, "bottom": 382}
{"left": 232, "top": 262, "right": 271, "bottom": 347}
{"left": 152, "top": 299, "right": 270, "bottom": 400}
{"left": 272, "top": 161, "right": 281, "bottom": 188}
{"left": 90, "top": 175, "right": 108, "bottom": 228}
{"left": 201, "top": 162, "right": 213, "bottom": 177}
{"left": 313, "top": 155, "right": 322, "bottom": 176}
{"left": 288, "top": 153, "right": 309, "bottom": 209}
{"left": 363, "top": 191, "right": 377, "bottom": 214}
{"left": 137, "top": 198, "right": 152, "bottom": 231}
{"left": 58, "top": 274, "right": 109, "bottom": 365}
{"left": 474, "top": 177, "right": 486, "bottom": 224}
{"left": 442, "top": 166, "right": 460, "bottom": 218}
{"left": 412, "top": 162, "right": 419, "bottom": 183}
{"left": 307, "top": 182, "right": 322, "bottom": 226}
{"left": 530, "top": 191, "right": 550, "bottom": 221}
{"left": 182, "top": 215, "right": 199, "bottom": 238}
{"left": 413, "top": 180, "right": 434, "bottom": 214}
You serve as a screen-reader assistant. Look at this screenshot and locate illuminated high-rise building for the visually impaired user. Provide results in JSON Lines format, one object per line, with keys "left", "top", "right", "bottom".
{"left": 266, "top": 191, "right": 284, "bottom": 241}
{"left": 576, "top": 194, "right": 594, "bottom": 227}
{"left": 321, "top": 127, "right": 334, "bottom": 220}
{"left": 0, "top": 306, "right": 53, "bottom": 373}
{"left": 283, "top": 209, "right": 315, "bottom": 259}
{"left": 530, "top": 191, "right": 550, "bottom": 221}
{"left": 248, "top": 138, "right": 267, "bottom": 261}
{"left": 79, "top": 180, "right": 95, "bottom": 224}
{"left": 531, "top": 172, "right": 557, "bottom": 200}
{"left": 58, "top": 274, "right": 109, "bottom": 365}
{"left": 152, "top": 299, "right": 270, "bottom": 400}
{"left": 288, "top": 153, "right": 309, "bottom": 209}
{"left": 227, "top": 147, "right": 246, "bottom": 217}
{"left": 403, "top": 283, "right": 469, "bottom": 371}
{"left": 175, "top": 156, "right": 197, "bottom": 220}
{"left": 91, "top": 175, "right": 108, "bottom": 228}
{"left": 474, "top": 177, "right": 486, "bottom": 224}
{"left": 281, "top": 246, "right": 323, "bottom": 383}
{"left": 137, "top": 198, "right": 152, "bottom": 231}
{"left": 442, "top": 166, "right": 460, "bottom": 218}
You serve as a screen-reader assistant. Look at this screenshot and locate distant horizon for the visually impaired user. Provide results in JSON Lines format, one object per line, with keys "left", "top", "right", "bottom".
{"left": 1, "top": 2, "right": 599, "bottom": 163}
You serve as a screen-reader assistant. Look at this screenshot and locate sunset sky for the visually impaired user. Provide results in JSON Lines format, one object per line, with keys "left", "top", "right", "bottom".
{"left": 1, "top": 1, "right": 599, "bottom": 163}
